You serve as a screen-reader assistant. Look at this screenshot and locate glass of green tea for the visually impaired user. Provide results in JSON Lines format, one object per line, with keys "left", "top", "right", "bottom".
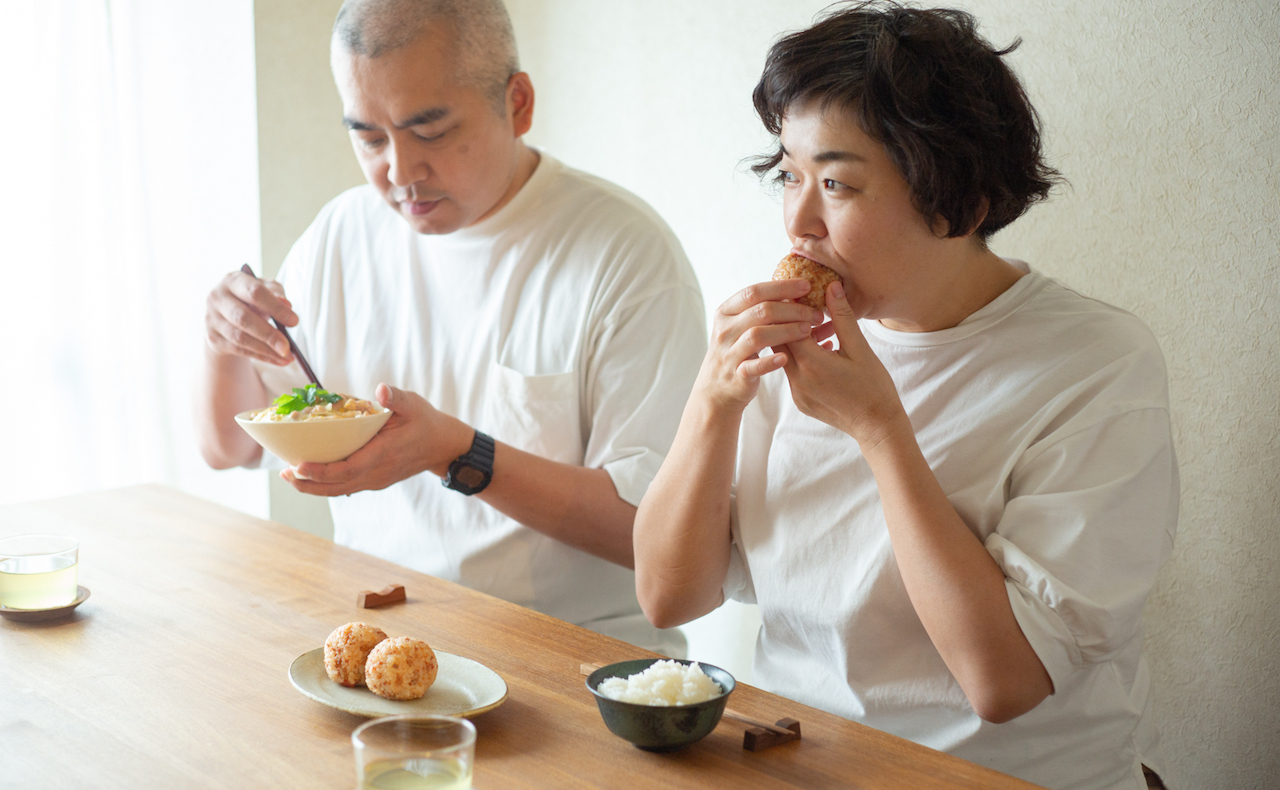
{"left": 0, "top": 534, "right": 79, "bottom": 610}
{"left": 352, "top": 714, "right": 476, "bottom": 790}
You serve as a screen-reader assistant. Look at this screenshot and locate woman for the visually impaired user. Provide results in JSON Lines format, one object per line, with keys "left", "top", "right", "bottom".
{"left": 633, "top": 4, "right": 1178, "bottom": 789}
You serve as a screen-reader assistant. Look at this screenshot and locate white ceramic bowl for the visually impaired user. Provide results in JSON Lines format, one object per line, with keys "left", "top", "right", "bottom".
{"left": 235, "top": 407, "right": 391, "bottom": 466}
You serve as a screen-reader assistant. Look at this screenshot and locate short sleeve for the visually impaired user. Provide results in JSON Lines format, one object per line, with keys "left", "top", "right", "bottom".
{"left": 986, "top": 407, "right": 1179, "bottom": 691}
{"left": 582, "top": 235, "right": 706, "bottom": 506}
{"left": 723, "top": 492, "right": 757, "bottom": 604}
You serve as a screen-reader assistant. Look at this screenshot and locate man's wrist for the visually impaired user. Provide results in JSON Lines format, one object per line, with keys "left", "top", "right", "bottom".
{"left": 430, "top": 416, "right": 481, "bottom": 478}
{"left": 441, "top": 430, "right": 496, "bottom": 495}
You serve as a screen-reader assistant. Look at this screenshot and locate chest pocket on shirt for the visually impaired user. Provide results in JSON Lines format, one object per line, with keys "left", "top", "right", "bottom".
{"left": 481, "top": 362, "right": 584, "bottom": 466}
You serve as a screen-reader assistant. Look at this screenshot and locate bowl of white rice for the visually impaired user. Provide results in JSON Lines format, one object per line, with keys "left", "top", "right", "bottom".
{"left": 586, "top": 658, "right": 735, "bottom": 752}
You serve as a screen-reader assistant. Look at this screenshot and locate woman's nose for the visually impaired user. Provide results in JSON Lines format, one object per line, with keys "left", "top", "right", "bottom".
{"left": 785, "top": 184, "right": 826, "bottom": 240}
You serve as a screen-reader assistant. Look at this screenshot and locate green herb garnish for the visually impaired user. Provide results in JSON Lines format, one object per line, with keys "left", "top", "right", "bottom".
{"left": 272, "top": 384, "right": 343, "bottom": 415}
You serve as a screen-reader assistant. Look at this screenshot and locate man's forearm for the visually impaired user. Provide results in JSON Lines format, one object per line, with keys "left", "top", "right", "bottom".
{"left": 280, "top": 391, "right": 640, "bottom": 567}
{"left": 197, "top": 347, "right": 268, "bottom": 469}
{"left": 476, "top": 443, "right": 638, "bottom": 568}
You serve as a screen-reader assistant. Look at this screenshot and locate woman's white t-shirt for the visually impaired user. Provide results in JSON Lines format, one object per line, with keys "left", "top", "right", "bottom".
{"left": 726, "top": 266, "right": 1178, "bottom": 790}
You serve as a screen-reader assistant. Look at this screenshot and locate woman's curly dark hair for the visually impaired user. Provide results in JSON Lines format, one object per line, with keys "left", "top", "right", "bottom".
{"left": 751, "top": 1, "right": 1062, "bottom": 240}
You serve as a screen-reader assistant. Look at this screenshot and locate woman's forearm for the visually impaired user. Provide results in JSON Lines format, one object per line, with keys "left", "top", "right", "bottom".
{"left": 864, "top": 417, "right": 1053, "bottom": 723}
{"left": 634, "top": 394, "right": 742, "bottom": 629}
{"left": 634, "top": 277, "right": 818, "bottom": 628}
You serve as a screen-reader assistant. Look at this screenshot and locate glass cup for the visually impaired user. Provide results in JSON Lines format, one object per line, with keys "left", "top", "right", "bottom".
{"left": 352, "top": 714, "right": 476, "bottom": 790}
{"left": 0, "top": 534, "right": 79, "bottom": 610}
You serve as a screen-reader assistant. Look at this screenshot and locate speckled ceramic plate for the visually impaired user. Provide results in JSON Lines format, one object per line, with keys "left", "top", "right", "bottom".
{"left": 0, "top": 586, "right": 90, "bottom": 622}
{"left": 289, "top": 647, "right": 507, "bottom": 718}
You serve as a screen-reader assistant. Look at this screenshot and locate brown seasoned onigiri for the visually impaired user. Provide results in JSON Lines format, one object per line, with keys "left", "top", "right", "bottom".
{"left": 364, "top": 636, "right": 439, "bottom": 701}
{"left": 323, "top": 622, "right": 388, "bottom": 687}
{"left": 772, "top": 253, "right": 841, "bottom": 311}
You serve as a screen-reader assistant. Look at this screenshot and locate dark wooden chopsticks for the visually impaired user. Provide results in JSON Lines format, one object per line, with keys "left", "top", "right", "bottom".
{"left": 240, "top": 263, "right": 322, "bottom": 389}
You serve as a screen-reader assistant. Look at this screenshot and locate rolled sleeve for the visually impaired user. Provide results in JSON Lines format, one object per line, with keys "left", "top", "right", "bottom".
{"left": 986, "top": 408, "right": 1179, "bottom": 679}
{"left": 582, "top": 281, "right": 706, "bottom": 506}
{"left": 997, "top": 543, "right": 1085, "bottom": 690}
{"left": 603, "top": 449, "right": 664, "bottom": 508}
{"left": 723, "top": 492, "right": 757, "bottom": 604}
{"left": 722, "top": 540, "right": 757, "bottom": 605}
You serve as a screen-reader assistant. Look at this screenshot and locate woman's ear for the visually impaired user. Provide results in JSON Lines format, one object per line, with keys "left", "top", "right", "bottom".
{"left": 966, "top": 196, "right": 991, "bottom": 237}
{"left": 935, "top": 196, "right": 989, "bottom": 238}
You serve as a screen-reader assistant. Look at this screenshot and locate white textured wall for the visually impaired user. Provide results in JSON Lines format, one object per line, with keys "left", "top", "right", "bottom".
{"left": 505, "top": 1, "right": 1280, "bottom": 788}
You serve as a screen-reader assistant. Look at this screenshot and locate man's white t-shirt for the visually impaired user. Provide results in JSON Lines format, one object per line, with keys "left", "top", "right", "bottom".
{"left": 725, "top": 266, "right": 1179, "bottom": 790}
{"left": 256, "top": 153, "right": 706, "bottom": 653}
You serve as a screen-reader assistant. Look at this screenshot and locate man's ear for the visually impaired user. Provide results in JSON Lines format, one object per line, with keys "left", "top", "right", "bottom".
{"left": 507, "top": 72, "right": 535, "bottom": 137}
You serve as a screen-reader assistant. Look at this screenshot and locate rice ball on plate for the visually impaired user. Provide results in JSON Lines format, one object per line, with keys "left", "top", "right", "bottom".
{"left": 324, "top": 622, "right": 388, "bottom": 687}
{"left": 772, "top": 253, "right": 841, "bottom": 311}
{"left": 365, "top": 637, "right": 439, "bottom": 701}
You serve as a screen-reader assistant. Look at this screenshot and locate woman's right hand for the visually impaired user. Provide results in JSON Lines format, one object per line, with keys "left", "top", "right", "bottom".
{"left": 204, "top": 269, "right": 299, "bottom": 366}
{"left": 695, "top": 278, "right": 826, "bottom": 410}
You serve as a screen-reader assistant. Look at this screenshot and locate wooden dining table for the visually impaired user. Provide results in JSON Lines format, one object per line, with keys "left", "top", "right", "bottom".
{"left": 0, "top": 485, "right": 1040, "bottom": 788}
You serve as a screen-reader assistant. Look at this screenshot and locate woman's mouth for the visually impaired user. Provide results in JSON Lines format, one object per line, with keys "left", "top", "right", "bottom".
{"left": 790, "top": 248, "right": 827, "bottom": 266}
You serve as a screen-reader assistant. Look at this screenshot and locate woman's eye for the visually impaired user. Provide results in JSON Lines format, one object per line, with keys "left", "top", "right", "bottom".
{"left": 775, "top": 169, "right": 797, "bottom": 185}
{"left": 822, "top": 178, "right": 842, "bottom": 190}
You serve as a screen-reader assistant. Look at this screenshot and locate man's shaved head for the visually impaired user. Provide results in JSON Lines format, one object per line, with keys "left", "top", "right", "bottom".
{"left": 333, "top": 0, "right": 519, "bottom": 108}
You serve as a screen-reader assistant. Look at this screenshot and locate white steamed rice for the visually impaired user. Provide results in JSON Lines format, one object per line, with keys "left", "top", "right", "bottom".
{"left": 598, "top": 660, "right": 722, "bottom": 706}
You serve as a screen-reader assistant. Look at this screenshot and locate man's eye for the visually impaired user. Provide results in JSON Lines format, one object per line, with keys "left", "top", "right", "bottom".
{"left": 414, "top": 130, "right": 446, "bottom": 143}
{"left": 775, "top": 169, "right": 796, "bottom": 185}
{"left": 357, "top": 137, "right": 385, "bottom": 151}
{"left": 823, "top": 178, "right": 842, "bottom": 190}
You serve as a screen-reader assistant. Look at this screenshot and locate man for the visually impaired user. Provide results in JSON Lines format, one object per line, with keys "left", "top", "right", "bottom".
{"left": 198, "top": 0, "right": 705, "bottom": 654}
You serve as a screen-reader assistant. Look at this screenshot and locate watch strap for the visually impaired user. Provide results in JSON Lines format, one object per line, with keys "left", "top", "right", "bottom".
{"left": 442, "top": 430, "right": 495, "bottom": 495}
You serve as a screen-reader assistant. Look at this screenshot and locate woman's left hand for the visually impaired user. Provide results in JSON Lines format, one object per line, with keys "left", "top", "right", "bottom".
{"left": 783, "top": 281, "right": 910, "bottom": 447}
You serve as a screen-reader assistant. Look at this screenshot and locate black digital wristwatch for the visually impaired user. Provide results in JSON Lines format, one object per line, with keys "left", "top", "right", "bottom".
{"left": 442, "top": 430, "right": 495, "bottom": 495}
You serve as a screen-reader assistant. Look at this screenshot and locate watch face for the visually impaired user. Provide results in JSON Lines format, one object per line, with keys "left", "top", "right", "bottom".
{"left": 456, "top": 466, "right": 487, "bottom": 489}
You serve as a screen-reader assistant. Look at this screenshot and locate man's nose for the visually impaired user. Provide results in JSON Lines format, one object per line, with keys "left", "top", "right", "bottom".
{"left": 386, "top": 137, "right": 425, "bottom": 188}
{"left": 785, "top": 183, "right": 826, "bottom": 240}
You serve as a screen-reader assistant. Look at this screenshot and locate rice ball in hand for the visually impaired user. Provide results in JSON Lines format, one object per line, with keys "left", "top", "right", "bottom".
{"left": 772, "top": 253, "right": 840, "bottom": 311}
{"left": 365, "top": 637, "right": 439, "bottom": 701}
{"left": 324, "top": 622, "right": 388, "bottom": 688}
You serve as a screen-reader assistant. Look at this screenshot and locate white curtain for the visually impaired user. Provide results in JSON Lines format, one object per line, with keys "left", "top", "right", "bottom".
{"left": 0, "top": 0, "right": 266, "bottom": 516}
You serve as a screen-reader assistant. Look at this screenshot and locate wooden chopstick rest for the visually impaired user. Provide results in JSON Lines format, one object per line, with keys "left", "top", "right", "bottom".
{"left": 741, "top": 717, "right": 801, "bottom": 751}
{"left": 357, "top": 584, "right": 406, "bottom": 608}
{"left": 579, "top": 662, "right": 802, "bottom": 750}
